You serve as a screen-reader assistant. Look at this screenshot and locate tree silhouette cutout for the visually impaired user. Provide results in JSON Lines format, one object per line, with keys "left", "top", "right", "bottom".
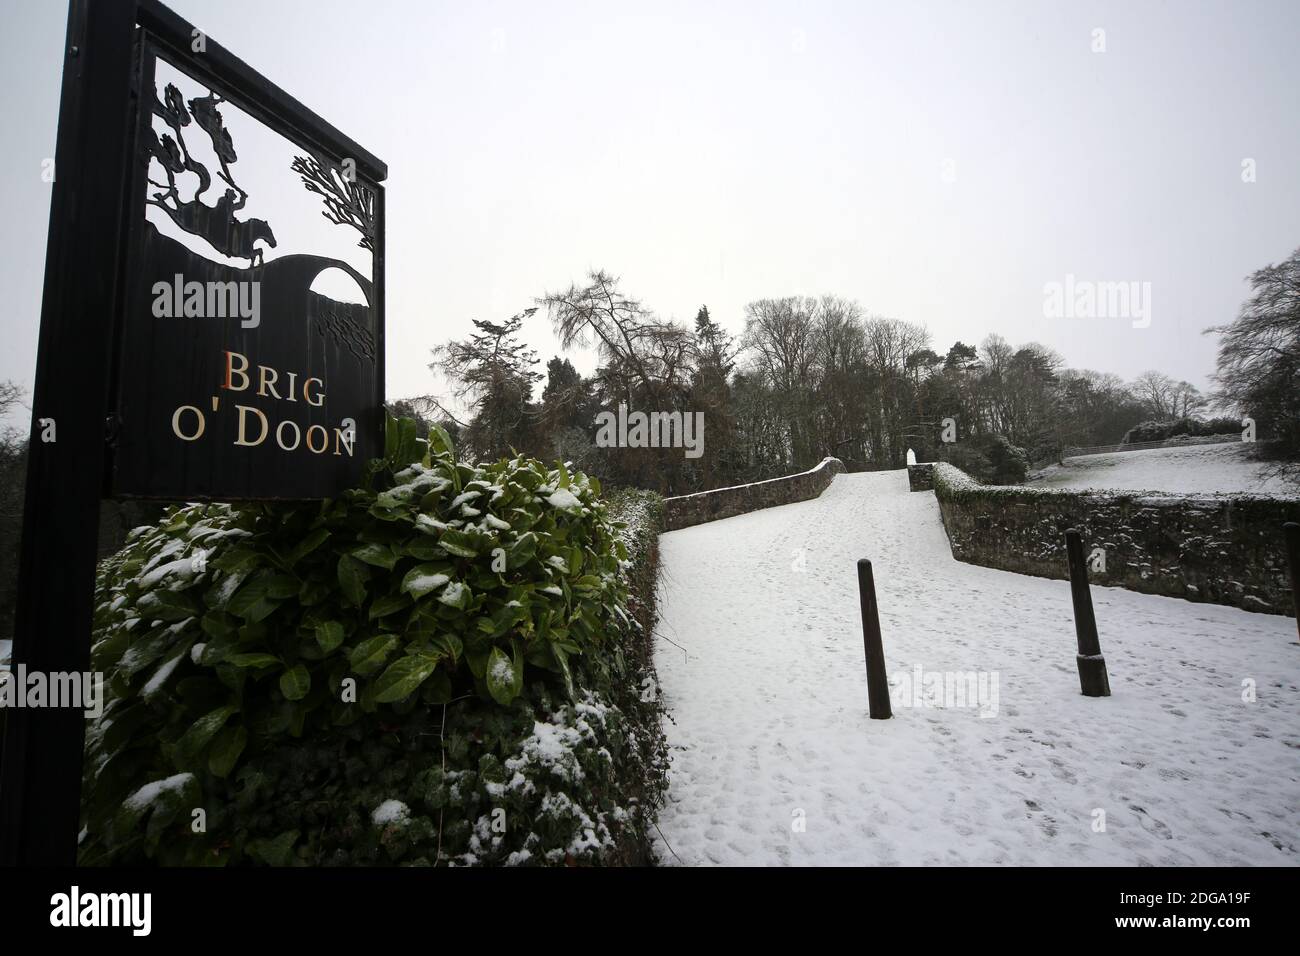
{"left": 290, "top": 152, "right": 376, "bottom": 252}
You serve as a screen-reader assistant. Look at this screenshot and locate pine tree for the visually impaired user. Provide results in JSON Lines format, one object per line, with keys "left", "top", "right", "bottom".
{"left": 429, "top": 310, "right": 542, "bottom": 460}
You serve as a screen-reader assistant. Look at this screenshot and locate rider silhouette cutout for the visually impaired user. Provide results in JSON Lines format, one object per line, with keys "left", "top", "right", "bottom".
{"left": 145, "top": 83, "right": 276, "bottom": 266}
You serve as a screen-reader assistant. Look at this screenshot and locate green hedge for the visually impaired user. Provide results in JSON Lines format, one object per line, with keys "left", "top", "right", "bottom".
{"left": 941, "top": 434, "right": 1030, "bottom": 485}
{"left": 1121, "top": 416, "right": 1242, "bottom": 445}
{"left": 81, "top": 419, "right": 668, "bottom": 866}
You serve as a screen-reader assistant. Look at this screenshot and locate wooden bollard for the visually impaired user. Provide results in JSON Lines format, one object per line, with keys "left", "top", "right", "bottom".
{"left": 1064, "top": 529, "right": 1110, "bottom": 697}
{"left": 1285, "top": 522, "right": 1300, "bottom": 643}
{"left": 856, "top": 559, "right": 892, "bottom": 719}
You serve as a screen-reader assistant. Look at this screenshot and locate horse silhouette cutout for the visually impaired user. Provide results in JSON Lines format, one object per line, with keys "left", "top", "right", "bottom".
{"left": 149, "top": 186, "right": 277, "bottom": 267}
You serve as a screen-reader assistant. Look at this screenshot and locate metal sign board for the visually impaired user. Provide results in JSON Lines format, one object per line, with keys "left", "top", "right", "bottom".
{"left": 110, "top": 29, "right": 385, "bottom": 498}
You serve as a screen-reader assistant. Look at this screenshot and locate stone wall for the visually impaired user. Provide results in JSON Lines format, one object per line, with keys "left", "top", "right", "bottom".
{"left": 932, "top": 463, "right": 1300, "bottom": 616}
{"left": 663, "top": 457, "right": 846, "bottom": 531}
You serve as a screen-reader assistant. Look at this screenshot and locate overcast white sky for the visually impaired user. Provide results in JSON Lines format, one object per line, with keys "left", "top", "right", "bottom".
{"left": 1, "top": 0, "right": 1297, "bottom": 428}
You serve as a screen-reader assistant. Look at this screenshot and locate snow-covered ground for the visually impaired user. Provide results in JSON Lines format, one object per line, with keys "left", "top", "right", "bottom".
{"left": 652, "top": 470, "right": 1299, "bottom": 866}
{"left": 1030, "top": 442, "right": 1298, "bottom": 496}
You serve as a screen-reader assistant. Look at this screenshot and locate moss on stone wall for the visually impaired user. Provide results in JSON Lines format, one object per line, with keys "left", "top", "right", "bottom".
{"left": 932, "top": 463, "right": 1300, "bottom": 616}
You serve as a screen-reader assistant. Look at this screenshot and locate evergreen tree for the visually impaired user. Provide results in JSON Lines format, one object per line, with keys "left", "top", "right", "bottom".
{"left": 429, "top": 310, "right": 542, "bottom": 460}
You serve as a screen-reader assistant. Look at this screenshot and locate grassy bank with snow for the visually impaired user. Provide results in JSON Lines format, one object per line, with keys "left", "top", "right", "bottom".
{"left": 1030, "top": 442, "right": 1298, "bottom": 497}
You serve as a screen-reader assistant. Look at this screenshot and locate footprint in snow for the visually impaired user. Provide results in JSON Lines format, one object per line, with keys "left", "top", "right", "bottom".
{"left": 1129, "top": 804, "right": 1173, "bottom": 840}
{"left": 1047, "top": 758, "right": 1077, "bottom": 784}
{"left": 1216, "top": 806, "right": 1253, "bottom": 822}
{"left": 1260, "top": 832, "right": 1295, "bottom": 853}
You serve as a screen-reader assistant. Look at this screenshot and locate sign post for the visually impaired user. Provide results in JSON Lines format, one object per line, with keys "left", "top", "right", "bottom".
{"left": 0, "top": 0, "right": 386, "bottom": 866}
{"left": 0, "top": 0, "right": 138, "bottom": 868}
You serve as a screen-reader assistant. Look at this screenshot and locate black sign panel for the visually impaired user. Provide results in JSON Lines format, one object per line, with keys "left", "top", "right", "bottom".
{"left": 109, "top": 33, "right": 385, "bottom": 499}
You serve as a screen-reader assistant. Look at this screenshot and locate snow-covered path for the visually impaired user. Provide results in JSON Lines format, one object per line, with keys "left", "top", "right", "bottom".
{"left": 653, "top": 470, "right": 1299, "bottom": 866}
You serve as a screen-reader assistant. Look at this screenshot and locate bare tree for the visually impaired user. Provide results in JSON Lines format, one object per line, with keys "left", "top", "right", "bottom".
{"left": 1170, "top": 380, "right": 1206, "bottom": 419}
{"left": 0, "top": 381, "right": 23, "bottom": 419}
{"left": 539, "top": 270, "right": 692, "bottom": 407}
{"left": 1206, "top": 246, "right": 1300, "bottom": 454}
{"left": 741, "top": 297, "right": 818, "bottom": 465}
{"left": 1131, "top": 370, "right": 1177, "bottom": 420}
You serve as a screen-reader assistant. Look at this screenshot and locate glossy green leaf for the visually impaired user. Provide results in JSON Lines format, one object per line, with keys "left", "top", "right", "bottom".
{"left": 337, "top": 555, "right": 368, "bottom": 607}
{"left": 314, "top": 621, "right": 345, "bottom": 654}
{"left": 373, "top": 653, "right": 440, "bottom": 703}
{"left": 368, "top": 592, "right": 411, "bottom": 620}
{"left": 485, "top": 644, "right": 523, "bottom": 705}
{"left": 400, "top": 565, "right": 450, "bottom": 599}
{"left": 438, "top": 529, "right": 479, "bottom": 558}
{"left": 349, "top": 634, "right": 398, "bottom": 675}
{"left": 174, "top": 704, "right": 238, "bottom": 767}
{"left": 350, "top": 543, "right": 398, "bottom": 570}
{"left": 208, "top": 724, "right": 248, "bottom": 778}
{"left": 279, "top": 664, "right": 310, "bottom": 701}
